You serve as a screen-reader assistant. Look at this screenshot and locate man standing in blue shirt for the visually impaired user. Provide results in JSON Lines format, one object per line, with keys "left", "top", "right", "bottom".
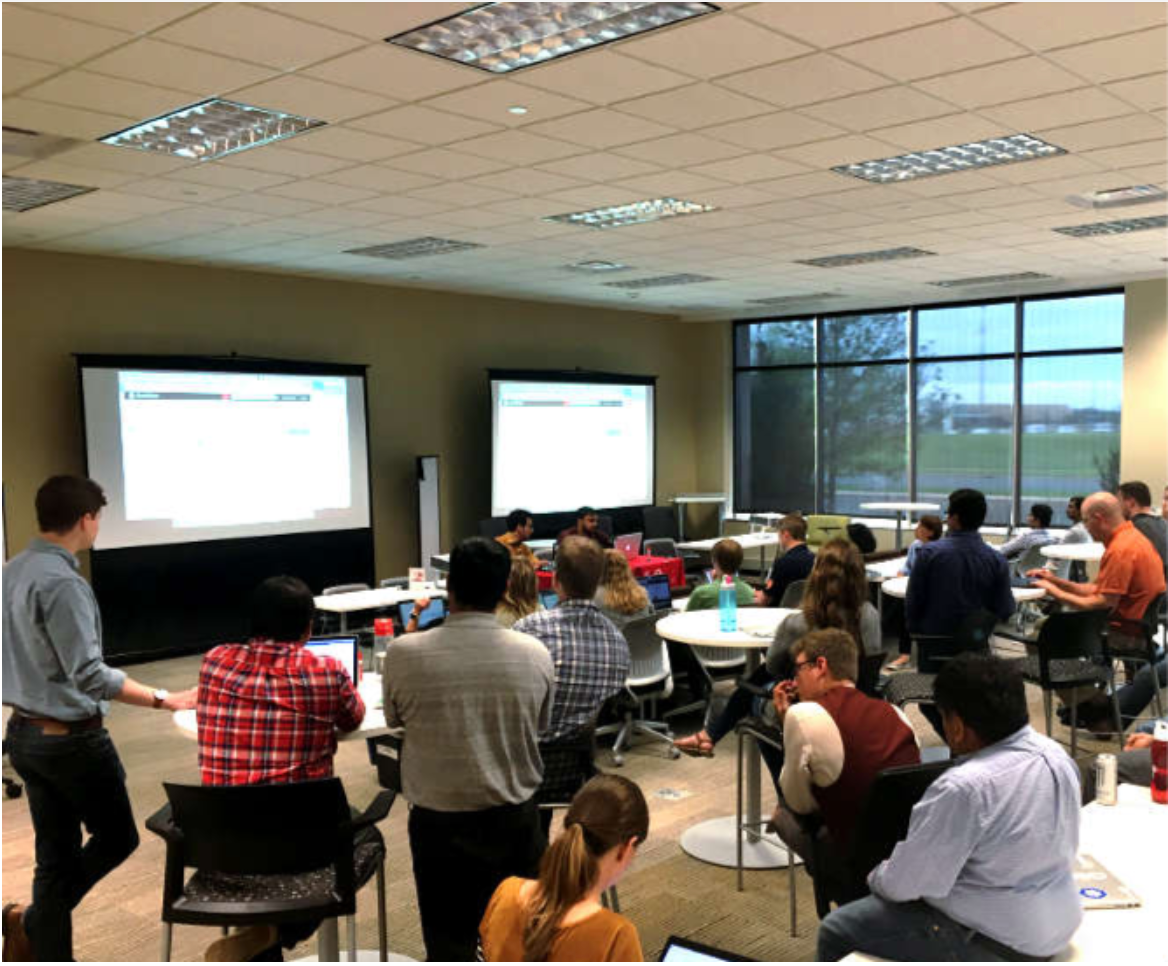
{"left": 818, "top": 654, "right": 1082, "bottom": 961}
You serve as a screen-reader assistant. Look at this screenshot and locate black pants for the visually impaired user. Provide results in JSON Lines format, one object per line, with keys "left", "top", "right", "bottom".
{"left": 5, "top": 718, "right": 140, "bottom": 962}
{"left": 408, "top": 798, "right": 545, "bottom": 962}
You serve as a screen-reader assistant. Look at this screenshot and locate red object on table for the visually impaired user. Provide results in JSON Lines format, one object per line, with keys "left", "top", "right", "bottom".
{"left": 535, "top": 555, "right": 686, "bottom": 592}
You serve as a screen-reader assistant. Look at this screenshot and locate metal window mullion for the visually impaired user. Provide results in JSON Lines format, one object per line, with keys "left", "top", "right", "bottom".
{"left": 908, "top": 308, "right": 918, "bottom": 504}
{"left": 814, "top": 315, "right": 824, "bottom": 514}
{"left": 1011, "top": 299, "right": 1024, "bottom": 528}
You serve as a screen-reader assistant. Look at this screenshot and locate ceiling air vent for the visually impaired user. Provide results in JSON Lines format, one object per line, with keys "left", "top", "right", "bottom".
{"left": 343, "top": 237, "right": 485, "bottom": 259}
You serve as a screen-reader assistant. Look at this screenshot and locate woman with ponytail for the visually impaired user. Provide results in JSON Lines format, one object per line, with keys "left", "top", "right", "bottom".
{"left": 479, "top": 774, "right": 649, "bottom": 962}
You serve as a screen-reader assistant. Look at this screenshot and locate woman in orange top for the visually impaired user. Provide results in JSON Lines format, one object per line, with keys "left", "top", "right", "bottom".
{"left": 479, "top": 774, "right": 649, "bottom": 962}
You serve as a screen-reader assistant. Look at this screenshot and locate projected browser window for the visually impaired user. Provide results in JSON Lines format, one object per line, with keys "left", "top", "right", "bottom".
{"left": 491, "top": 380, "right": 654, "bottom": 515}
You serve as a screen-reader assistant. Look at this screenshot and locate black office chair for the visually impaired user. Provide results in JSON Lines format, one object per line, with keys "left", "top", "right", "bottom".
{"left": 778, "top": 579, "right": 807, "bottom": 609}
{"left": 1104, "top": 592, "right": 1166, "bottom": 722}
{"left": 883, "top": 609, "right": 998, "bottom": 712}
{"left": 145, "top": 778, "right": 393, "bottom": 962}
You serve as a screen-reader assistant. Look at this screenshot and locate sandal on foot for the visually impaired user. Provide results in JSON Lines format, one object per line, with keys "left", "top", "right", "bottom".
{"left": 673, "top": 732, "right": 715, "bottom": 758}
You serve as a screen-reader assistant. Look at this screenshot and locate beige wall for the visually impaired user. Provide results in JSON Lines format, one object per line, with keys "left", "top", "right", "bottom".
{"left": 1, "top": 249, "right": 725, "bottom": 576}
{"left": 1121, "top": 278, "right": 1168, "bottom": 493}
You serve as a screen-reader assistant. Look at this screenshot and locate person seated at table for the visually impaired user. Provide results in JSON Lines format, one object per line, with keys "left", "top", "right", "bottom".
{"left": 497, "top": 508, "right": 541, "bottom": 567}
{"left": 1080, "top": 715, "right": 1165, "bottom": 803}
{"left": 1118, "top": 480, "right": 1168, "bottom": 569}
{"left": 767, "top": 629, "right": 918, "bottom": 875}
{"left": 674, "top": 539, "right": 880, "bottom": 758}
{"left": 196, "top": 575, "right": 368, "bottom": 961}
{"left": 479, "top": 774, "right": 648, "bottom": 962}
{"left": 497, "top": 557, "right": 542, "bottom": 628}
{"left": 997, "top": 503, "right": 1056, "bottom": 568}
{"left": 557, "top": 506, "right": 614, "bottom": 549}
{"left": 756, "top": 514, "right": 815, "bottom": 607}
{"left": 594, "top": 549, "right": 654, "bottom": 628}
{"left": 685, "top": 539, "right": 755, "bottom": 612}
{"left": 1074, "top": 654, "right": 1166, "bottom": 736}
{"left": 817, "top": 653, "right": 1082, "bottom": 962}
{"left": 886, "top": 514, "right": 944, "bottom": 671}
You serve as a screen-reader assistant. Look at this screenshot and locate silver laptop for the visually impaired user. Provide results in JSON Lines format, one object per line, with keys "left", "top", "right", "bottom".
{"left": 615, "top": 532, "right": 643, "bottom": 557}
{"left": 1074, "top": 853, "right": 1141, "bottom": 909}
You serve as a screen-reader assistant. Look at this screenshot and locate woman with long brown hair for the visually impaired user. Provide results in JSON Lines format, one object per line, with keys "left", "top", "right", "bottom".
{"left": 479, "top": 774, "right": 648, "bottom": 962}
{"left": 496, "top": 556, "right": 542, "bottom": 628}
{"left": 674, "top": 538, "right": 880, "bottom": 757}
{"left": 594, "top": 550, "right": 653, "bottom": 628}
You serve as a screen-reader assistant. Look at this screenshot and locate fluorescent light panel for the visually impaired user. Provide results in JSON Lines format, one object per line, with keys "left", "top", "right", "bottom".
{"left": 565, "top": 260, "right": 631, "bottom": 272}
{"left": 604, "top": 273, "right": 717, "bottom": 289}
{"left": 344, "top": 237, "right": 485, "bottom": 260}
{"left": 832, "top": 134, "right": 1065, "bottom": 184}
{"left": 796, "top": 247, "right": 936, "bottom": 268}
{"left": 748, "top": 292, "right": 839, "bottom": 306}
{"left": 388, "top": 2, "right": 719, "bottom": 74}
{"left": 3, "top": 175, "right": 96, "bottom": 212}
{"left": 100, "top": 99, "right": 325, "bottom": 161}
{"left": 1053, "top": 215, "right": 1168, "bottom": 237}
{"left": 546, "top": 197, "right": 716, "bottom": 229}
{"left": 929, "top": 272, "right": 1054, "bottom": 288}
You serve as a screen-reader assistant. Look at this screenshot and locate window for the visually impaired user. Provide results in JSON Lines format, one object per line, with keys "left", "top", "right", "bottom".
{"left": 733, "top": 290, "right": 1123, "bottom": 525}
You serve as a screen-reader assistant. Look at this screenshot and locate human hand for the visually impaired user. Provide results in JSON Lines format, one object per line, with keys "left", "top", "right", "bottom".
{"left": 413, "top": 597, "right": 431, "bottom": 613}
{"left": 1124, "top": 732, "right": 1155, "bottom": 752}
{"left": 772, "top": 680, "right": 797, "bottom": 720}
{"left": 165, "top": 688, "right": 198, "bottom": 711}
{"left": 753, "top": 589, "right": 767, "bottom": 605}
{"left": 1025, "top": 568, "right": 1049, "bottom": 581}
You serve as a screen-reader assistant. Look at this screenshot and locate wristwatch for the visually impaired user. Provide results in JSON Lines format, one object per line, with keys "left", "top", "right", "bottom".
{"left": 152, "top": 688, "right": 169, "bottom": 709}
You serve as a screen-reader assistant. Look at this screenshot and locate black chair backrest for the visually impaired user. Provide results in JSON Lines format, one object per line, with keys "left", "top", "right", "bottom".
{"left": 164, "top": 779, "right": 350, "bottom": 875}
{"left": 642, "top": 505, "right": 679, "bottom": 541}
{"left": 1036, "top": 609, "right": 1111, "bottom": 681}
{"left": 779, "top": 579, "right": 806, "bottom": 609}
{"left": 856, "top": 652, "right": 885, "bottom": 697}
{"left": 478, "top": 516, "right": 508, "bottom": 539}
{"left": 914, "top": 608, "right": 997, "bottom": 674}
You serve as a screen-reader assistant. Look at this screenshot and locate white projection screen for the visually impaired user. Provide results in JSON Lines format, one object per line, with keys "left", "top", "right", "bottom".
{"left": 80, "top": 358, "right": 371, "bottom": 549}
{"left": 490, "top": 372, "right": 655, "bottom": 516}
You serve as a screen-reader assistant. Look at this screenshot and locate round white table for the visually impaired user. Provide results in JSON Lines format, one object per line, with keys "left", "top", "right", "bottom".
{"left": 1041, "top": 542, "right": 1105, "bottom": 562}
{"left": 859, "top": 502, "right": 941, "bottom": 550}
{"left": 655, "top": 608, "right": 802, "bottom": 870}
{"left": 880, "top": 575, "right": 1046, "bottom": 602}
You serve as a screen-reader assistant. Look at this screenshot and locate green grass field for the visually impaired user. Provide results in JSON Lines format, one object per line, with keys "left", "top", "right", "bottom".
{"left": 916, "top": 432, "right": 1117, "bottom": 479}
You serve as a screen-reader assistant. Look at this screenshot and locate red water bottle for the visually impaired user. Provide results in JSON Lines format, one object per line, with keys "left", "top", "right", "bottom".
{"left": 1152, "top": 720, "right": 1168, "bottom": 805}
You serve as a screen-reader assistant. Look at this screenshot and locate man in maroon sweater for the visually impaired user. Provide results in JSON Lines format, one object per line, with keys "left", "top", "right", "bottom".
{"left": 769, "top": 628, "right": 919, "bottom": 872}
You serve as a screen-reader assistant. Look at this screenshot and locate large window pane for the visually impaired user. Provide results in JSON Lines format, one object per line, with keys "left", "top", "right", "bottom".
{"left": 820, "top": 364, "right": 908, "bottom": 514}
{"left": 734, "top": 319, "right": 814, "bottom": 366}
{"left": 1021, "top": 354, "right": 1123, "bottom": 515}
{"left": 917, "top": 302, "right": 1014, "bottom": 357}
{"left": 916, "top": 359, "right": 1014, "bottom": 523}
{"left": 1023, "top": 293, "right": 1124, "bottom": 352}
{"left": 734, "top": 369, "right": 815, "bottom": 512}
{"left": 821, "top": 311, "right": 907, "bottom": 363}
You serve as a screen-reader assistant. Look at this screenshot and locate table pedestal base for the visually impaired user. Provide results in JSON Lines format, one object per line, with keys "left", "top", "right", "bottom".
{"left": 680, "top": 815, "right": 802, "bottom": 869}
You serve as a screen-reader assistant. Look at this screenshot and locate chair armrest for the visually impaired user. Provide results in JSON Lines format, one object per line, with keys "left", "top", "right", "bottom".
{"left": 350, "top": 790, "right": 396, "bottom": 831}
{"left": 736, "top": 677, "right": 774, "bottom": 699}
{"left": 144, "top": 803, "right": 183, "bottom": 844}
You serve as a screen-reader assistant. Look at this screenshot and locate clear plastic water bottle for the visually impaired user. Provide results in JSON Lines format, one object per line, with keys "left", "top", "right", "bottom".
{"left": 1152, "top": 719, "right": 1168, "bottom": 806}
{"left": 719, "top": 574, "right": 737, "bottom": 633}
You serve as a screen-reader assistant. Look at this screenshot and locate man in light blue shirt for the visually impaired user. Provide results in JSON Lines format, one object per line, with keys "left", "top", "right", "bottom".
{"left": 818, "top": 654, "right": 1082, "bottom": 961}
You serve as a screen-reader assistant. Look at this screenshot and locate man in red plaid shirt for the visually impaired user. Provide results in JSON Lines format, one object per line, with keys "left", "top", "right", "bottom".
{"left": 196, "top": 575, "right": 366, "bottom": 960}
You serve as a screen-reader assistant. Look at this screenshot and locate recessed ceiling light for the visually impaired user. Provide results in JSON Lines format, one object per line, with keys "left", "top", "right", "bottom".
{"left": 507, "top": 105, "right": 528, "bottom": 115}
{"left": 603, "top": 273, "right": 718, "bottom": 289}
{"left": 343, "top": 237, "right": 485, "bottom": 260}
{"left": 99, "top": 98, "right": 325, "bottom": 162}
{"left": 747, "top": 292, "right": 839, "bottom": 306}
{"left": 565, "top": 260, "right": 630, "bottom": 272}
{"left": 928, "top": 272, "right": 1054, "bottom": 288}
{"left": 795, "top": 247, "right": 936, "bottom": 268}
{"left": 545, "top": 197, "right": 716, "bottom": 230}
{"left": 1066, "top": 184, "right": 1167, "bottom": 209}
{"left": 3, "top": 175, "right": 97, "bottom": 212}
{"left": 832, "top": 134, "right": 1065, "bottom": 184}
{"left": 1052, "top": 214, "right": 1168, "bottom": 237}
{"left": 388, "top": 2, "right": 720, "bottom": 74}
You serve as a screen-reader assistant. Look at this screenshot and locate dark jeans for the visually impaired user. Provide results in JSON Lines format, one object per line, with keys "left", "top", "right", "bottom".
{"left": 408, "top": 798, "right": 545, "bottom": 961}
{"left": 5, "top": 718, "right": 140, "bottom": 962}
{"left": 707, "top": 665, "right": 771, "bottom": 745}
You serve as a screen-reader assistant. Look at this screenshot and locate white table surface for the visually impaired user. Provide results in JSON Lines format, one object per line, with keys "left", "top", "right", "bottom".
{"left": 672, "top": 493, "right": 730, "bottom": 504}
{"left": 866, "top": 556, "right": 909, "bottom": 581}
{"left": 654, "top": 607, "right": 793, "bottom": 648}
{"left": 677, "top": 531, "right": 781, "bottom": 552}
{"left": 314, "top": 585, "right": 445, "bottom": 613}
{"left": 859, "top": 502, "right": 942, "bottom": 512}
{"left": 1042, "top": 543, "right": 1105, "bottom": 562}
{"left": 880, "top": 575, "right": 1046, "bottom": 602}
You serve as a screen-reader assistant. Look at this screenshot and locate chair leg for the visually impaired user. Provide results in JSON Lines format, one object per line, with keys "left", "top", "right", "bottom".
{"left": 736, "top": 730, "right": 745, "bottom": 893}
{"left": 1042, "top": 689, "right": 1053, "bottom": 735}
{"left": 1070, "top": 692, "right": 1078, "bottom": 760}
{"left": 1110, "top": 688, "right": 1125, "bottom": 752}
{"left": 160, "top": 922, "right": 172, "bottom": 962}
{"left": 347, "top": 915, "right": 357, "bottom": 961}
{"left": 788, "top": 845, "right": 797, "bottom": 938}
{"left": 377, "top": 858, "right": 388, "bottom": 962}
{"left": 606, "top": 885, "right": 621, "bottom": 914}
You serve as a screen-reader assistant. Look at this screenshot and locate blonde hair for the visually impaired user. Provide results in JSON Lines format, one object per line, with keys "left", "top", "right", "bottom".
{"left": 497, "top": 557, "right": 540, "bottom": 624}
{"left": 802, "top": 538, "right": 866, "bottom": 646}
{"left": 523, "top": 775, "right": 648, "bottom": 962}
{"left": 598, "top": 549, "right": 650, "bottom": 615}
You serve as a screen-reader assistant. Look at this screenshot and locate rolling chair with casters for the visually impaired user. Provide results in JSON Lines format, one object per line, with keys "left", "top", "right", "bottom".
{"left": 145, "top": 777, "right": 394, "bottom": 963}
{"left": 596, "top": 614, "right": 679, "bottom": 766}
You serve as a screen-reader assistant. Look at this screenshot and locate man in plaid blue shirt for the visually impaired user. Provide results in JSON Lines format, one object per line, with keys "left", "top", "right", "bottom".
{"left": 515, "top": 536, "right": 630, "bottom": 743}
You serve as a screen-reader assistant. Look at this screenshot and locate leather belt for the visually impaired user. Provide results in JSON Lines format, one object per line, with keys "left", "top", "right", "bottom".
{"left": 10, "top": 711, "right": 103, "bottom": 736}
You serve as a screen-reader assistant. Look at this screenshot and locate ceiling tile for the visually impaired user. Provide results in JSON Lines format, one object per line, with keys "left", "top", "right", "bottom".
{"left": 980, "top": 87, "right": 1143, "bottom": 132}
{"left": 467, "top": 167, "right": 586, "bottom": 197}
{"left": 1047, "top": 27, "right": 1168, "bottom": 83}
{"left": 801, "top": 86, "right": 955, "bottom": 131}
{"left": 406, "top": 180, "right": 515, "bottom": 209}
{"left": 19, "top": 2, "right": 205, "bottom": 34}
{"left": 201, "top": 193, "right": 324, "bottom": 217}
{"left": 540, "top": 184, "right": 650, "bottom": 210}
{"left": 53, "top": 142, "right": 189, "bottom": 175}
{"left": 1037, "top": 113, "right": 1165, "bottom": 153}
{"left": 454, "top": 130, "right": 584, "bottom": 165}
{"left": 538, "top": 152, "right": 665, "bottom": 183}
{"left": 703, "top": 112, "right": 847, "bottom": 151}
{"left": 1105, "top": 73, "right": 1168, "bottom": 112}
{"left": 1080, "top": 138, "right": 1168, "bottom": 171}
{"left": 614, "top": 14, "right": 811, "bottom": 77}
{"left": 984, "top": 153, "right": 1106, "bottom": 186}
{"left": 2, "top": 97, "right": 134, "bottom": 139}
{"left": 429, "top": 207, "right": 530, "bottom": 230}
{"left": 155, "top": 5, "right": 364, "bottom": 71}
{"left": 616, "top": 132, "right": 748, "bottom": 166}
{"left": 258, "top": 3, "right": 467, "bottom": 41}
{"left": 835, "top": 19, "right": 1027, "bottom": 81}
{"left": 347, "top": 105, "right": 501, "bottom": 144}
{"left": 738, "top": 2, "right": 954, "bottom": 49}
{"left": 318, "top": 163, "right": 437, "bottom": 193}
{"left": 353, "top": 194, "right": 457, "bottom": 217}
{"left": 515, "top": 51, "right": 690, "bottom": 106}
{"left": 424, "top": 81, "right": 592, "bottom": 128}
{"left": 915, "top": 57, "right": 1087, "bottom": 110}
{"left": 21, "top": 70, "right": 197, "bottom": 121}
{"left": 870, "top": 113, "right": 1014, "bottom": 151}
{"left": 164, "top": 163, "right": 294, "bottom": 192}
{"left": 278, "top": 126, "right": 423, "bottom": 162}
{"left": 688, "top": 153, "right": 810, "bottom": 184}
{"left": 384, "top": 147, "right": 510, "bottom": 180}
{"left": 220, "top": 146, "right": 354, "bottom": 178}
{"left": 974, "top": 2, "right": 1167, "bottom": 52}
{"left": 686, "top": 184, "right": 779, "bottom": 208}
{"left": 303, "top": 43, "right": 481, "bottom": 99}
{"left": 262, "top": 179, "right": 379, "bottom": 205}
{"left": 773, "top": 134, "right": 903, "bottom": 168}
{"left": 86, "top": 39, "right": 277, "bottom": 95}
{"left": 119, "top": 178, "right": 240, "bottom": 205}
{"left": 3, "top": 54, "right": 60, "bottom": 95}
{"left": 524, "top": 108, "right": 677, "bottom": 149}
{"left": 228, "top": 74, "right": 398, "bottom": 124}
{"left": 752, "top": 169, "right": 872, "bottom": 198}
{"left": 718, "top": 53, "right": 891, "bottom": 108}
{"left": 617, "top": 82, "right": 774, "bottom": 129}
{"left": 3, "top": 158, "right": 136, "bottom": 189}
{"left": 2, "top": 6, "right": 133, "bottom": 65}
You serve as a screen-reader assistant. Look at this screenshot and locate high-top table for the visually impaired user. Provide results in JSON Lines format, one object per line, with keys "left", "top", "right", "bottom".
{"left": 1042, "top": 542, "right": 1105, "bottom": 563}
{"left": 859, "top": 502, "right": 941, "bottom": 550}
{"left": 671, "top": 493, "right": 729, "bottom": 541}
{"left": 655, "top": 607, "right": 800, "bottom": 869}
{"left": 314, "top": 584, "right": 446, "bottom": 632}
{"left": 679, "top": 531, "right": 781, "bottom": 574}
{"left": 880, "top": 575, "right": 1046, "bottom": 603}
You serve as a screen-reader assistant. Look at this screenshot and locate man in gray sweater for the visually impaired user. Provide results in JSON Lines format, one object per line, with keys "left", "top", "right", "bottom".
{"left": 383, "top": 536, "right": 554, "bottom": 962}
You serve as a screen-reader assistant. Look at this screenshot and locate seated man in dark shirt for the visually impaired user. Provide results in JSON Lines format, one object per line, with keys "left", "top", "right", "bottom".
{"left": 757, "top": 513, "right": 815, "bottom": 607}
{"left": 556, "top": 505, "right": 614, "bottom": 549}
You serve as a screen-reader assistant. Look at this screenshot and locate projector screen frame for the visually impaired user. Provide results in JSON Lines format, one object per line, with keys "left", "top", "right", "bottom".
{"left": 487, "top": 367, "right": 658, "bottom": 517}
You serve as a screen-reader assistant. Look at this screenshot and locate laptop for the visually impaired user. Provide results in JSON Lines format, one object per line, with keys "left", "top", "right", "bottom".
{"left": 615, "top": 532, "right": 643, "bottom": 557}
{"left": 304, "top": 636, "right": 360, "bottom": 682}
{"left": 659, "top": 936, "right": 753, "bottom": 962}
{"left": 638, "top": 573, "right": 673, "bottom": 612}
{"left": 397, "top": 598, "right": 446, "bottom": 630}
{"left": 1074, "top": 853, "right": 1142, "bottom": 909}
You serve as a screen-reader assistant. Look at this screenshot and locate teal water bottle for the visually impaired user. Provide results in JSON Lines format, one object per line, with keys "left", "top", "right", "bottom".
{"left": 719, "top": 575, "right": 737, "bottom": 632}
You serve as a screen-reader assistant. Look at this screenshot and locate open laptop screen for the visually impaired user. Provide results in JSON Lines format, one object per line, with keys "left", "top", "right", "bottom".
{"left": 304, "top": 636, "right": 360, "bottom": 682}
{"left": 638, "top": 574, "right": 673, "bottom": 611}
{"left": 398, "top": 598, "right": 446, "bottom": 630}
{"left": 659, "top": 936, "right": 753, "bottom": 962}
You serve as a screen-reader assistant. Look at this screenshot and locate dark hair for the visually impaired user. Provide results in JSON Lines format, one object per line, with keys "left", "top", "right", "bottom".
{"left": 802, "top": 538, "right": 867, "bottom": 647}
{"left": 777, "top": 513, "right": 807, "bottom": 542}
{"left": 249, "top": 575, "right": 315, "bottom": 642}
{"left": 448, "top": 536, "right": 512, "bottom": 611}
{"left": 506, "top": 509, "right": 533, "bottom": 532}
{"left": 795, "top": 627, "right": 859, "bottom": 682}
{"left": 1030, "top": 503, "right": 1053, "bottom": 528}
{"left": 711, "top": 538, "right": 744, "bottom": 576}
{"left": 524, "top": 775, "right": 648, "bottom": 962}
{"left": 1118, "top": 481, "right": 1152, "bottom": 508}
{"left": 946, "top": 488, "right": 987, "bottom": 531}
{"left": 933, "top": 653, "right": 1029, "bottom": 745}
{"left": 35, "top": 475, "right": 107, "bottom": 533}
{"left": 556, "top": 536, "right": 605, "bottom": 599}
{"left": 1068, "top": 496, "right": 1085, "bottom": 512}
{"left": 918, "top": 514, "right": 943, "bottom": 541}
{"left": 576, "top": 506, "right": 597, "bottom": 520}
